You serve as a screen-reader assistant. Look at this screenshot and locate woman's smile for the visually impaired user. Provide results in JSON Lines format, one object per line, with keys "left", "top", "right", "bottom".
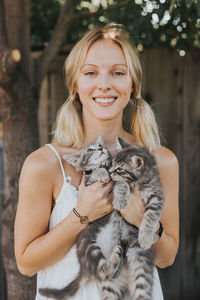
{"left": 92, "top": 96, "right": 117, "bottom": 105}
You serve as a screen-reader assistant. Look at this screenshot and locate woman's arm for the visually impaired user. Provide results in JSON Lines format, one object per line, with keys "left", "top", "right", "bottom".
{"left": 120, "top": 146, "right": 179, "bottom": 269}
{"left": 14, "top": 147, "right": 113, "bottom": 277}
{"left": 152, "top": 146, "right": 179, "bottom": 268}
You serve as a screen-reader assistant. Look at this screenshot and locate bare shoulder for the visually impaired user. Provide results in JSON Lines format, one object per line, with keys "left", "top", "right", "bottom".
{"left": 152, "top": 146, "right": 179, "bottom": 184}
{"left": 21, "top": 145, "right": 57, "bottom": 178}
{"left": 20, "top": 144, "right": 78, "bottom": 183}
{"left": 152, "top": 145, "right": 179, "bottom": 170}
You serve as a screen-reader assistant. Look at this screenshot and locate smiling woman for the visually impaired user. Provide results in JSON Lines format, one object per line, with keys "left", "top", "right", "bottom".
{"left": 14, "top": 23, "right": 179, "bottom": 300}
{"left": 53, "top": 24, "right": 160, "bottom": 150}
{"left": 76, "top": 39, "right": 132, "bottom": 122}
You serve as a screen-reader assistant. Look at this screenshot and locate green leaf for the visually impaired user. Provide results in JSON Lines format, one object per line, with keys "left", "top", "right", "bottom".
{"left": 184, "top": 0, "right": 193, "bottom": 8}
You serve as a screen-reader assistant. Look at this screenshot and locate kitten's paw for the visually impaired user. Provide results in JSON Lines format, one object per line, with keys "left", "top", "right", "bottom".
{"left": 113, "top": 182, "right": 130, "bottom": 210}
{"left": 97, "top": 260, "right": 109, "bottom": 281}
{"left": 113, "top": 195, "right": 129, "bottom": 210}
{"left": 97, "top": 169, "right": 110, "bottom": 183}
{"left": 105, "top": 245, "right": 124, "bottom": 280}
{"left": 138, "top": 231, "right": 154, "bottom": 250}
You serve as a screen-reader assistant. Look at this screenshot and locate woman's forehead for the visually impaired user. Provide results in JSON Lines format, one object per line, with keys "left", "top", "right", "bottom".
{"left": 83, "top": 39, "right": 127, "bottom": 66}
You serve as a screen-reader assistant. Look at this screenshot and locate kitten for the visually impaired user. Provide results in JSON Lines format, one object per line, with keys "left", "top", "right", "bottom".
{"left": 39, "top": 137, "right": 164, "bottom": 300}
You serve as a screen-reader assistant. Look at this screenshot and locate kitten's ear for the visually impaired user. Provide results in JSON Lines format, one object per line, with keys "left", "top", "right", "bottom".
{"left": 114, "top": 138, "right": 122, "bottom": 151}
{"left": 96, "top": 136, "right": 103, "bottom": 145}
{"left": 131, "top": 155, "right": 144, "bottom": 170}
{"left": 63, "top": 152, "right": 81, "bottom": 167}
{"left": 117, "top": 137, "right": 131, "bottom": 149}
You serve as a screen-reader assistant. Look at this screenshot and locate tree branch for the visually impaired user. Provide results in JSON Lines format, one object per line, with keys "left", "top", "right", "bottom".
{"left": 35, "top": 0, "right": 77, "bottom": 86}
{"left": 0, "top": 0, "right": 8, "bottom": 46}
{"left": 169, "top": 0, "right": 176, "bottom": 15}
{"left": 36, "top": 0, "right": 131, "bottom": 86}
{"left": 0, "top": 1, "right": 21, "bottom": 86}
{"left": 0, "top": 49, "right": 21, "bottom": 85}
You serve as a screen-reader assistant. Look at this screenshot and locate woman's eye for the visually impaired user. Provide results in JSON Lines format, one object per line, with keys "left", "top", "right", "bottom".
{"left": 114, "top": 71, "right": 125, "bottom": 76}
{"left": 85, "top": 71, "right": 96, "bottom": 76}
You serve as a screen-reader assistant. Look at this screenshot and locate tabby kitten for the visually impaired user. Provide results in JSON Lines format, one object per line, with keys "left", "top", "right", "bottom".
{"left": 39, "top": 137, "right": 164, "bottom": 300}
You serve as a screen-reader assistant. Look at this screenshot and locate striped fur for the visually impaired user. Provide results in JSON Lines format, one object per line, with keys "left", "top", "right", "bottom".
{"left": 39, "top": 138, "right": 164, "bottom": 299}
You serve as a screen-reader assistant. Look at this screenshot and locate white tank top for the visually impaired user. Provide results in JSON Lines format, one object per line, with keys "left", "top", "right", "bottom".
{"left": 35, "top": 144, "right": 164, "bottom": 299}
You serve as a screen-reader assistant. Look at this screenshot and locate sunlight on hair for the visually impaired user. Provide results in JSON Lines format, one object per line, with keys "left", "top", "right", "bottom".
{"left": 103, "top": 29, "right": 119, "bottom": 39}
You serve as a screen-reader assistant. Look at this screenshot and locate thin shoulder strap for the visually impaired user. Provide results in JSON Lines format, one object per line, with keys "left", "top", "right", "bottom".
{"left": 46, "top": 144, "right": 66, "bottom": 181}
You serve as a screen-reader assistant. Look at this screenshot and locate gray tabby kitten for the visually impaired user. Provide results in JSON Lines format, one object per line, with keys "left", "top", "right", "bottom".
{"left": 39, "top": 137, "right": 164, "bottom": 300}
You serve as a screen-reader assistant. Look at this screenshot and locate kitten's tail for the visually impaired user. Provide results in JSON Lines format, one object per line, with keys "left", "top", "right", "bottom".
{"left": 39, "top": 276, "right": 80, "bottom": 299}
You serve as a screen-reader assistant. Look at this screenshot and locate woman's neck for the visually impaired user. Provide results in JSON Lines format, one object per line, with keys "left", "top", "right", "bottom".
{"left": 83, "top": 116, "right": 126, "bottom": 149}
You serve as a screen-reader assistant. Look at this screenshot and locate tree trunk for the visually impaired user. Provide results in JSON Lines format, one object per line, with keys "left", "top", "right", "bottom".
{"left": 0, "top": 183, "right": 6, "bottom": 300}
{"left": 0, "top": 0, "right": 38, "bottom": 298}
{"left": 0, "top": 82, "right": 38, "bottom": 300}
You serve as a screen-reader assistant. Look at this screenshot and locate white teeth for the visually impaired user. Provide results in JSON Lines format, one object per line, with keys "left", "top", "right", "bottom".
{"left": 94, "top": 98, "right": 116, "bottom": 104}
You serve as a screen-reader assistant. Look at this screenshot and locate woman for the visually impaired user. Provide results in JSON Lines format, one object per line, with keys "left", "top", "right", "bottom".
{"left": 14, "top": 23, "right": 179, "bottom": 299}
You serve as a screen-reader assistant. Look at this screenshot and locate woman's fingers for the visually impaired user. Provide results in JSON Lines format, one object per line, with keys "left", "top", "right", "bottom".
{"left": 77, "top": 175, "right": 114, "bottom": 221}
{"left": 79, "top": 174, "right": 85, "bottom": 189}
{"left": 120, "top": 189, "right": 144, "bottom": 228}
{"left": 106, "top": 191, "right": 114, "bottom": 205}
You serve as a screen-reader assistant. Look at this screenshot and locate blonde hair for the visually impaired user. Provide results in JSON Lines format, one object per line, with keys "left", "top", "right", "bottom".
{"left": 53, "top": 23, "right": 160, "bottom": 149}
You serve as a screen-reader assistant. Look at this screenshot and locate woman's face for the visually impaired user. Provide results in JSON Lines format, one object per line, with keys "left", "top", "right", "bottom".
{"left": 76, "top": 39, "right": 132, "bottom": 122}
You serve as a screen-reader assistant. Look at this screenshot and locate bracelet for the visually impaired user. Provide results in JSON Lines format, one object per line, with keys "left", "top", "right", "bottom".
{"left": 153, "top": 221, "right": 163, "bottom": 244}
{"left": 157, "top": 221, "right": 163, "bottom": 239}
{"left": 72, "top": 208, "right": 89, "bottom": 224}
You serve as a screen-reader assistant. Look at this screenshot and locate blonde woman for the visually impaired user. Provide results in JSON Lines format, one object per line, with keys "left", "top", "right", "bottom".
{"left": 14, "top": 23, "right": 179, "bottom": 299}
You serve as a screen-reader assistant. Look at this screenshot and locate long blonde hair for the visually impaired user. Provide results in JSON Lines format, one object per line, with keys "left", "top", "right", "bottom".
{"left": 53, "top": 23, "right": 160, "bottom": 149}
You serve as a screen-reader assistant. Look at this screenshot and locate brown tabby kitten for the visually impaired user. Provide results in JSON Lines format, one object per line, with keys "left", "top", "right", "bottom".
{"left": 39, "top": 137, "right": 164, "bottom": 300}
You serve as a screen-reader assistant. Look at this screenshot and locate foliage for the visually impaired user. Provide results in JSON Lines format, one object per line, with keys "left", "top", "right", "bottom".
{"left": 31, "top": 0, "right": 62, "bottom": 48}
{"left": 31, "top": 0, "right": 200, "bottom": 52}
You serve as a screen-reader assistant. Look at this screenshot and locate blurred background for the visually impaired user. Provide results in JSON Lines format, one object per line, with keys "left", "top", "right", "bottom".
{"left": 0, "top": 0, "right": 200, "bottom": 299}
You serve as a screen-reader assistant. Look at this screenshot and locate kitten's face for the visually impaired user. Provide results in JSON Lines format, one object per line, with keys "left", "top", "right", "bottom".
{"left": 109, "top": 152, "right": 144, "bottom": 182}
{"left": 63, "top": 142, "right": 111, "bottom": 171}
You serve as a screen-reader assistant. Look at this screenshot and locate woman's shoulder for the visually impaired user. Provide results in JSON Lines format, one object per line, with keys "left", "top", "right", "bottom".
{"left": 22, "top": 144, "right": 79, "bottom": 175}
{"left": 124, "top": 132, "right": 178, "bottom": 167}
{"left": 23, "top": 145, "right": 54, "bottom": 168}
{"left": 152, "top": 145, "right": 179, "bottom": 172}
{"left": 20, "top": 146, "right": 55, "bottom": 182}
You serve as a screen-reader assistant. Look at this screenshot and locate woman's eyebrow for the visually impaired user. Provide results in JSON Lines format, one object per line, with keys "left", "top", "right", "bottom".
{"left": 81, "top": 64, "right": 128, "bottom": 69}
{"left": 113, "top": 64, "right": 128, "bottom": 68}
{"left": 81, "top": 64, "right": 97, "bottom": 69}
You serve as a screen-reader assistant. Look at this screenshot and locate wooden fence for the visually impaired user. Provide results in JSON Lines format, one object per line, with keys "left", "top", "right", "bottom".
{"left": 141, "top": 47, "right": 200, "bottom": 300}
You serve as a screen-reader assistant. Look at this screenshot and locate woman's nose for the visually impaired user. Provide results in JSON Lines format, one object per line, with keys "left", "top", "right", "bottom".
{"left": 97, "top": 74, "right": 112, "bottom": 91}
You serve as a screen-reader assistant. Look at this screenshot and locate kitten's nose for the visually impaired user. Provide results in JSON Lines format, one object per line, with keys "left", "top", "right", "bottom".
{"left": 98, "top": 144, "right": 103, "bottom": 150}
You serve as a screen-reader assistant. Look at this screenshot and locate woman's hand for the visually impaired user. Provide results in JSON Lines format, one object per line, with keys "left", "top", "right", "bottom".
{"left": 120, "top": 189, "right": 144, "bottom": 228}
{"left": 75, "top": 175, "right": 114, "bottom": 222}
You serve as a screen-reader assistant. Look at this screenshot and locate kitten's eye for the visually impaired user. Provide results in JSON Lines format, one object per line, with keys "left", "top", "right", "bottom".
{"left": 116, "top": 167, "right": 123, "bottom": 171}
{"left": 98, "top": 144, "right": 103, "bottom": 150}
{"left": 87, "top": 148, "right": 95, "bottom": 152}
